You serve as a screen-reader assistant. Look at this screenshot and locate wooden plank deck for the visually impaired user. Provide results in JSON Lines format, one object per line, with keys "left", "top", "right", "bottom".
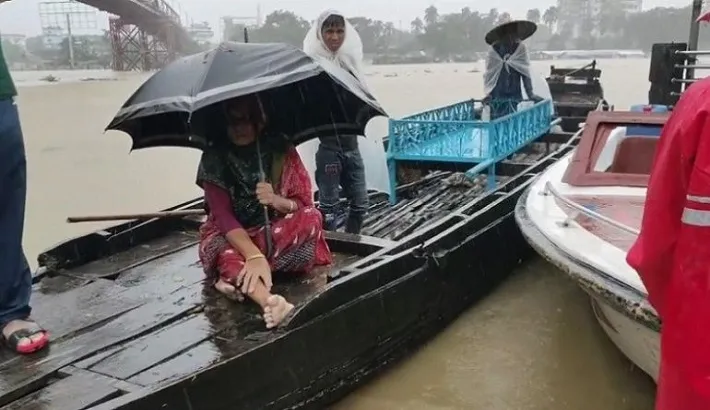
{"left": 0, "top": 240, "right": 361, "bottom": 408}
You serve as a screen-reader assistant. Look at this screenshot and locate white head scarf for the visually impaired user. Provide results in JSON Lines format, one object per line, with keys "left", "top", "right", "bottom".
{"left": 303, "top": 10, "right": 365, "bottom": 80}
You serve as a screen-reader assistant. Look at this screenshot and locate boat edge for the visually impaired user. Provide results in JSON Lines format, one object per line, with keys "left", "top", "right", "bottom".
{"left": 514, "top": 186, "right": 660, "bottom": 333}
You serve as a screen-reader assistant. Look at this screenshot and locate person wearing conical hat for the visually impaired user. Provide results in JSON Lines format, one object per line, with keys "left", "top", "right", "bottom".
{"left": 482, "top": 19, "right": 542, "bottom": 119}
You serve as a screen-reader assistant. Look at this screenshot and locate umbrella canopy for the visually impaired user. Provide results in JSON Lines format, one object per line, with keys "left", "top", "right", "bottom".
{"left": 485, "top": 20, "right": 538, "bottom": 45}
{"left": 699, "top": 10, "right": 710, "bottom": 22}
{"left": 106, "top": 41, "right": 387, "bottom": 150}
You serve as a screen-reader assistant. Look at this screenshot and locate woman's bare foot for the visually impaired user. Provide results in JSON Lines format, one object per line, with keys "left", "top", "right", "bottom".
{"left": 263, "top": 295, "right": 294, "bottom": 329}
{"left": 215, "top": 279, "right": 292, "bottom": 328}
{"left": 214, "top": 279, "right": 242, "bottom": 301}
{"left": 2, "top": 319, "right": 49, "bottom": 354}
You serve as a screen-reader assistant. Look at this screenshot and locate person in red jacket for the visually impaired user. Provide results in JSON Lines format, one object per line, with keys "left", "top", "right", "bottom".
{"left": 627, "top": 75, "right": 710, "bottom": 409}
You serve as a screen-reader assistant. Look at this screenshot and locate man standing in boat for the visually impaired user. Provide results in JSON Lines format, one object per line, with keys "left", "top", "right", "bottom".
{"left": 303, "top": 11, "right": 369, "bottom": 234}
{"left": 483, "top": 18, "right": 543, "bottom": 119}
{"left": 627, "top": 70, "right": 710, "bottom": 408}
{"left": 0, "top": 34, "right": 50, "bottom": 353}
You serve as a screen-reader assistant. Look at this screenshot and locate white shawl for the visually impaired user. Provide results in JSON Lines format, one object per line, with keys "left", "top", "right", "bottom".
{"left": 303, "top": 10, "right": 365, "bottom": 82}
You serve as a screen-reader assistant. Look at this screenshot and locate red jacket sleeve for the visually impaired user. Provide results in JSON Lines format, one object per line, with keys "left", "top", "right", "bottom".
{"left": 626, "top": 83, "right": 708, "bottom": 317}
{"left": 203, "top": 182, "right": 242, "bottom": 234}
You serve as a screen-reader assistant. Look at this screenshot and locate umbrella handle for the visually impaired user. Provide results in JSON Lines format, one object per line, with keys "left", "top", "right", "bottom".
{"left": 254, "top": 132, "right": 274, "bottom": 259}
{"left": 262, "top": 206, "right": 273, "bottom": 259}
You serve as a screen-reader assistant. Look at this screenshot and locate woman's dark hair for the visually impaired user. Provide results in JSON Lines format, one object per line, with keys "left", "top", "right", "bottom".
{"left": 321, "top": 14, "right": 345, "bottom": 30}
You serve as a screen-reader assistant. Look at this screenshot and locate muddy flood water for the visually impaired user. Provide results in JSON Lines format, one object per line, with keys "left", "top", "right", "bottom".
{"left": 14, "top": 58, "right": 657, "bottom": 409}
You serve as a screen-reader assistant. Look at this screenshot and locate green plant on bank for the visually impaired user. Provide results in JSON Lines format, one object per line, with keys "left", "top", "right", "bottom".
{"left": 4, "top": 3, "right": 708, "bottom": 67}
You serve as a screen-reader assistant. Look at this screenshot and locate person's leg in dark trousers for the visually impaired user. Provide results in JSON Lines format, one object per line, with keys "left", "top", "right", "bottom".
{"left": 341, "top": 149, "right": 368, "bottom": 235}
{"left": 0, "top": 99, "right": 48, "bottom": 354}
{"left": 315, "top": 145, "right": 342, "bottom": 231}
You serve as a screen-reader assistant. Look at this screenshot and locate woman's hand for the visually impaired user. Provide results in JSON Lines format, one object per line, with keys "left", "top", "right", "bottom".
{"left": 240, "top": 256, "right": 273, "bottom": 294}
{"left": 257, "top": 182, "right": 296, "bottom": 213}
{"left": 256, "top": 182, "right": 275, "bottom": 206}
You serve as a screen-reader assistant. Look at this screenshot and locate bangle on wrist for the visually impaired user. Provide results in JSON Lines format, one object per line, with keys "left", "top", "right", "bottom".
{"left": 246, "top": 254, "right": 265, "bottom": 261}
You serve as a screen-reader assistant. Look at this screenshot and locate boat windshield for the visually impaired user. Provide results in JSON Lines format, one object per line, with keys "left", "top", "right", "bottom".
{"left": 562, "top": 118, "right": 665, "bottom": 187}
{"left": 592, "top": 124, "right": 662, "bottom": 175}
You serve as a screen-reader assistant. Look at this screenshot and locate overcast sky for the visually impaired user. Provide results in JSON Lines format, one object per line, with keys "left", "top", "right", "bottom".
{"left": 0, "top": 0, "right": 692, "bottom": 37}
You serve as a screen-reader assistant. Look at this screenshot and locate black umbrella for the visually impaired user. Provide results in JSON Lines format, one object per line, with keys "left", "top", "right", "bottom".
{"left": 106, "top": 41, "right": 387, "bottom": 150}
{"left": 106, "top": 41, "right": 387, "bottom": 259}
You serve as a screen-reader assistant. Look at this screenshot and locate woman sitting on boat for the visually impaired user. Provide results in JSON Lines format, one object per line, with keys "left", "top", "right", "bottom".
{"left": 197, "top": 96, "right": 333, "bottom": 329}
{"left": 483, "top": 19, "right": 542, "bottom": 119}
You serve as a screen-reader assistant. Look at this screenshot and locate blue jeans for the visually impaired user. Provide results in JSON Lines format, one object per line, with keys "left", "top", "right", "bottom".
{"left": 0, "top": 98, "right": 31, "bottom": 329}
{"left": 315, "top": 146, "right": 368, "bottom": 234}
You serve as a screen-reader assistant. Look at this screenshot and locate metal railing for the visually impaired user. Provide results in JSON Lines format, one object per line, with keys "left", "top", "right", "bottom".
{"left": 543, "top": 181, "right": 640, "bottom": 236}
{"left": 676, "top": 50, "right": 710, "bottom": 56}
{"left": 668, "top": 49, "right": 710, "bottom": 95}
{"left": 386, "top": 98, "right": 554, "bottom": 203}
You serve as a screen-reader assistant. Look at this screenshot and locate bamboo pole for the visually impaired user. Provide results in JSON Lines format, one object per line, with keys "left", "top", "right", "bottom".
{"left": 66, "top": 209, "right": 205, "bottom": 223}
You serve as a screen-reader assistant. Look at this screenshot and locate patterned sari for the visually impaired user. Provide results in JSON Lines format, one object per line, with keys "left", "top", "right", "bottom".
{"left": 196, "top": 137, "right": 332, "bottom": 293}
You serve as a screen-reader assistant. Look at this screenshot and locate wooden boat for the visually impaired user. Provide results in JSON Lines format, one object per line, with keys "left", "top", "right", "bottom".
{"left": 515, "top": 109, "right": 666, "bottom": 380}
{"left": 0, "top": 97, "right": 581, "bottom": 409}
{"left": 546, "top": 60, "right": 611, "bottom": 132}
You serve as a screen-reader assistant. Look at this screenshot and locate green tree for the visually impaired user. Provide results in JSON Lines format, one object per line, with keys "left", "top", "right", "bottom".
{"left": 424, "top": 5, "right": 439, "bottom": 26}
{"left": 575, "top": 18, "right": 597, "bottom": 49}
{"left": 0, "top": 40, "right": 25, "bottom": 64}
{"left": 58, "top": 36, "right": 104, "bottom": 66}
{"left": 25, "top": 36, "right": 51, "bottom": 59}
{"left": 542, "top": 6, "right": 558, "bottom": 31}
{"left": 251, "top": 10, "right": 310, "bottom": 46}
{"left": 413, "top": 6, "right": 498, "bottom": 59}
{"left": 624, "top": 6, "right": 691, "bottom": 50}
{"left": 349, "top": 17, "right": 377, "bottom": 52}
{"left": 485, "top": 8, "right": 499, "bottom": 28}
{"left": 348, "top": 17, "right": 408, "bottom": 53}
{"left": 168, "top": 4, "right": 710, "bottom": 61}
{"left": 526, "top": 9, "right": 541, "bottom": 24}
{"left": 411, "top": 17, "right": 424, "bottom": 35}
{"left": 349, "top": 17, "right": 392, "bottom": 53}
{"left": 497, "top": 12, "right": 512, "bottom": 25}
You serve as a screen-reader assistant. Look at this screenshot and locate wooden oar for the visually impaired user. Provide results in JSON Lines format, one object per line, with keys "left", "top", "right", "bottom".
{"left": 66, "top": 209, "right": 206, "bottom": 223}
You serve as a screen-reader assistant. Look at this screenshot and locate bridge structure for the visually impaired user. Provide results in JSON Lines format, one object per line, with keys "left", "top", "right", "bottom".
{"left": 77, "top": 0, "right": 200, "bottom": 71}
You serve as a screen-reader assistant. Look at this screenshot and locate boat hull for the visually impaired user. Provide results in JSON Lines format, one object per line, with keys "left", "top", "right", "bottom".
{"left": 589, "top": 294, "right": 660, "bottom": 380}
{"left": 515, "top": 187, "right": 660, "bottom": 382}
{"left": 0, "top": 134, "right": 580, "bottom": 410}
{"left": 89, "top": 140, "right": 580, "bottom": 410}
{"left": 99, "top": 210, "right": 530, "bottom": 410}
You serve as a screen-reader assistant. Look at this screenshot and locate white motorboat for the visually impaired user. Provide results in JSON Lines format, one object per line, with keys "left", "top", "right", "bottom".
{"left": 515, "top": 110, "right": 667, "bottom": 381}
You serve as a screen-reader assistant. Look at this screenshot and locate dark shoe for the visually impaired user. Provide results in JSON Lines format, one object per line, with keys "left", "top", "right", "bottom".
{"left": 323, "top": 213, "right": 338, "bottom": 231}
{"left": 345, "top": 214, "right": 364, "bottom": 235}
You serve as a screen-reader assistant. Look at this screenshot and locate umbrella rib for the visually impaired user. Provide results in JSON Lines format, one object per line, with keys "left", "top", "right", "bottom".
{"left": 188, "top": 49, "right": 221, "bottom": 123}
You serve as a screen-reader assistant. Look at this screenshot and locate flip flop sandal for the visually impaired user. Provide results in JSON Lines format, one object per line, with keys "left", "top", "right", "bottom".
{"left": 3, "top": 322, "right": 49, "bottom": 354}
